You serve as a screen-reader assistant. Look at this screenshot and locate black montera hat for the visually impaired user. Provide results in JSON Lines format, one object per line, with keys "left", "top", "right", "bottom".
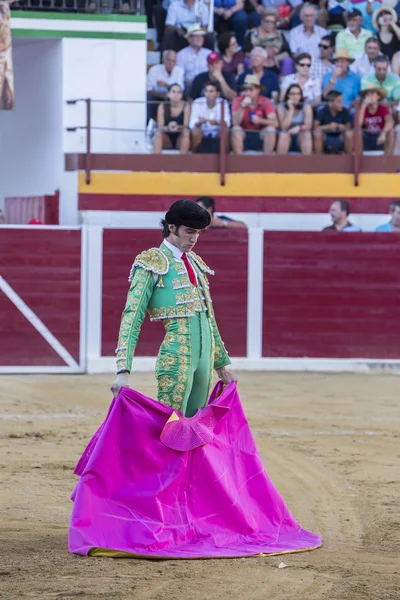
{"left": 165, "top": 199, "right": 211, "bottom": 229}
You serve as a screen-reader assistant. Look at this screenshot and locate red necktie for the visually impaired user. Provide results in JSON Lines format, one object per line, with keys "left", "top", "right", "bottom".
{"left": 182, "top": 253, "right": 197, "bottom": 287}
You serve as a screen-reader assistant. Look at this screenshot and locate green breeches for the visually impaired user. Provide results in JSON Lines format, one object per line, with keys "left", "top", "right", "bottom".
{"left": 155, "top": 313, "right": 214, "bottom": 417}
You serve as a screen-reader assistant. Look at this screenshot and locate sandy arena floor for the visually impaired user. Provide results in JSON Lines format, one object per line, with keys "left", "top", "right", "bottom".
{"left": 0, "top": 372, "right": 399, "bottom": 600}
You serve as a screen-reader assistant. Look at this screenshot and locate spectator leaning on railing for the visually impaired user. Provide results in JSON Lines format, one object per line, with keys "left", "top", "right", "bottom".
{"left": 361, "top": 55, "right": 400, "bottom": 100}
{"left": 153, "top": 83, "right": 190, "bottom": 154}
{"left": 375, "top": 200, "right": 400, "bottom": 232}
{"left": 147, "top": 50, "right": 184, "bottom": 121}
{"left": 358, "top": 83, "right": 395, "bottom": 155}
{"left": 350, "top": 36, "right": 386, "bottom": 77}
{"left": 323, "top": 200, "right": 362, "bottom": 231}
{"left": 231, "top": 74, "right": 277, "bottom": 154}
{"left": 195, "top": 197, "right": 247, "bottom": 228}
{"left": 289, "top": 4, "right": 328, "bottom": 60}
{"left": 276, "top": 84, "right": 313, "bottom": 154}
{"left": 335, "top": 9, "right": 371, "bottom": 58}
{"left": 322, "top": 49, "right": 361, "bottom": 107}
{"left": 280, "top": 52, "right": 322, "bottom": 105}
{"left": 189, "top": 51, "right": 237, "bottom": 101}
{"left": 314, "top": 90, "right": 353, "bottom": 154}
{"left": 189, "top": 81, "right": 231, "bottom": 153}
{"left": 237, "top": 46, "right": 279, "bottom": 100}
{"left": 176, "top": 24, "right": 212, "bottom": 89}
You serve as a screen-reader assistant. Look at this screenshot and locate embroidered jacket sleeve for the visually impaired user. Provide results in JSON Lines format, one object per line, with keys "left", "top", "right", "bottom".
{"left": 115, "top": 249, "right": 168, "bottom": 374}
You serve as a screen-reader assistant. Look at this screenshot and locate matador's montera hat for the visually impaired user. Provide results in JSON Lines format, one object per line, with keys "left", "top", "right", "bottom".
{"left": 165, "top": 199, "right": 211, "bottom": 230}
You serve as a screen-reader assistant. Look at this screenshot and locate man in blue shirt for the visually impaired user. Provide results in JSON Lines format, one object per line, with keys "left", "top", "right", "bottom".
{"left": 237, "top": 46, "right": 279, "bottom": 100}
{"left": 322, "top": 49, "right": 361, "bottom": 107}
{"left": 376, "top": 201, "right": 400, "bottom": 232}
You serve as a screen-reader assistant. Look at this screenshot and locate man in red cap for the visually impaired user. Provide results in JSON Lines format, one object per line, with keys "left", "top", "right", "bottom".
{"left": 190, "top": 51, "right": 237, "bottom": 101}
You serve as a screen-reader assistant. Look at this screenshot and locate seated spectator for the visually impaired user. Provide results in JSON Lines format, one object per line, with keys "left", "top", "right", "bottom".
{"left": 375, "top": 200, "right": 400, "bottom": 231}
{"left": 347, "top": 0, "right": 382, "bottom": 34}
{"left": 189, "top": 81, "right": 231, "bottom": 153}
{"left": 162, "top": 0, "right": 212, "bottom": 53}
{"left": 318, "top": 0, "right": 348, "bottom": 32}
{"left": 276, "top": 84, "right": 313, "bottom": 154}
{"left": 231, "top": 74, "right": 277, "bottom": 153}
{"left": 359, "top": 84, "right": 394, "bottom": 155}
{"left": 153, "top": 84, "right": 190, "bottom": 153}
{"left": 237, "top": 46, "right": 280, "bottom": 99}
{"left": 147, "top": 50, "right": 184, "bottom": 122}
{"left": 314, "top": 90, "right": 353, "bottom": 154}
{"left": 351, "top": 36, "right": 386, "bottom": 77}
{"left": 213, "top": 0, "right": 249, "bottom": 47}
{"left": 322, "top": 49, "right": 361, "bottom": 107}
{"left": 176, "top": 25, "right": 212, "bottom": 88}
{"left": 242, "top": 8, "right": 293, "bottom": 76}
{"left": 289, "top": 4, "right": 328, "bottom": 60}
{"left": 246, "top": 0, "right": 303, "bottom": 30}
{"left": 280, "top": 53, "right": 322, "bottom": 105}
{"left": 373, "top": 6, "right": 400, "bottom": 61}
{"left": 195, "top": 197, "right": 247, "bottom": 228}
{"left": 335, "top": 9, "right": 371, "bottom": 58}
{"left": 190, "top": 51, "right": 237, "bottom": 101}
{"left": 361, "top": 55, "right": 400, "bottom": 100}
{"left": 218, "top": 31, "right": 245, "bottom": 77}
{"left": 310, "top": 35, "right": 335, "bottom": 81}
{"left": 323, "top": 200, "right": 362, "bottom": 231}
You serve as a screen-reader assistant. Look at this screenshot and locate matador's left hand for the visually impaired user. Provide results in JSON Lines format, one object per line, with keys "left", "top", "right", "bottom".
{"left": 216, "top": 367, "right": 237, "bottom": 384}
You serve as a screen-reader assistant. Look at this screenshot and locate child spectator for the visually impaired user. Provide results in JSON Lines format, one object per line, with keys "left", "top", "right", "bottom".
{"left": 189, "top": 81, "right": 231, "bottom": 153}
{"left": 359, "top": 84, "right": 395, "bottom": 154}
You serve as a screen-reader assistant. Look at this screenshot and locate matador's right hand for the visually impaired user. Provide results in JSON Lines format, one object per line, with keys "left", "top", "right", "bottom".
{"left": 110, "top": 371, "right": 130, "bottom": 398}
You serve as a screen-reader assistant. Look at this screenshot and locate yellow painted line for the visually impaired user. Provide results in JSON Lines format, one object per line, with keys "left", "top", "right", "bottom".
{"left": 79, "top": 172, "right": 400, "bottom": 198}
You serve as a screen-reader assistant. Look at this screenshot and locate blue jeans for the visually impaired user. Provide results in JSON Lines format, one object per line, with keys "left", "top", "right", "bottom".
{"left": 214, "top": 10, "right": 249, "bottom": 47}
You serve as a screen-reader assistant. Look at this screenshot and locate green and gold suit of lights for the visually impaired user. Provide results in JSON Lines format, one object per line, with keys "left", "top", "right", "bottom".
{"left": 115, "top": 242, "right": 230, "bottom": 417}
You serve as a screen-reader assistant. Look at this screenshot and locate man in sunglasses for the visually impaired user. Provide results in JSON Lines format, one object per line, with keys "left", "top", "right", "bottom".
{"left": 311, "top": 34, "right": 335, "bottom": 81}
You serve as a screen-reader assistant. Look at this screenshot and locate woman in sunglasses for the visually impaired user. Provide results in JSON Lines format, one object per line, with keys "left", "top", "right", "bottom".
{"left": 373, "top": 6, "right": 400, "bottom": 61}
{"left": 280, "top": 52, "right": 322, "bottom": 106}
{"left": 276, "top": 84, "right": 313, "bottom": 155}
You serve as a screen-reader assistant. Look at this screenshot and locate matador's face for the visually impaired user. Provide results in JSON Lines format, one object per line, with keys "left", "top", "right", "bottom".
{"left": 168, "top": 225, "right": 202, "bottom": 253}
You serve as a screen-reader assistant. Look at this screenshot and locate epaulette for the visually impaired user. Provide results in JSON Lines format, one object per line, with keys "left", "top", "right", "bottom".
{"left": 189, "top": 251, "right": 215, "bottom": 275}
{"left": 128, "top": 248, "right": 169, "bottom": 282}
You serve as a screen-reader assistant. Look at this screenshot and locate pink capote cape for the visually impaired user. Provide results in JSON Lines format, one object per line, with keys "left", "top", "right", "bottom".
{"left": 69, "top": 383, "right": 322, "bottom": 558}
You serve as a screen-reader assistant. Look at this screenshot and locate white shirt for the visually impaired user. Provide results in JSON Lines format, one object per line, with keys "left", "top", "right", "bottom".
{"left": 289, "top": 24, "right": 328, "bottom": 60}
{"left": 163, "top": 239, "right": 198, "bottom": 284}
{"left": 166, "top": 0, "right": 209, "bottom": 29}
{"left": 147, "top": 63, "right": 185, "bottom": 93}
{"left": 350, "top": 52, "right": 391, "bottom": 77}
{"left": 280, "top": 73, "right": 322, "bottom": 103}
{"left": 176, "top": 46, "right": 211, "bottom": 83}
{"left": 189, "top": 97, "right": 231, "bottom": 137}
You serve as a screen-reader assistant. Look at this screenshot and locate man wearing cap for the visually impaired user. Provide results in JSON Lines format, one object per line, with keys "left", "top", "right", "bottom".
{"left": 176, "top": 24, "right": 212, "bottom": 86}
{"left": 162, "top": 0, "right": 213, "bottom": 53}
{"left": 111, "top": 200, "right": 235, "bottom": 417}
{"left": 335, "top": 9, "right": 371, "bottom": 58}
{"left": 361, "top": 55, "right": 400, "bottom": 100}
{"left": 190, "top": 51, "right": 237, "bottom": 101}
{"left": 322, "top": 49, "right": 361, "bottom": 107}
{"left": 231, "top": 74, "right": 277, "bottom": 153}
{"left": 359, "top": 83, "right": 394, "bottom": 154}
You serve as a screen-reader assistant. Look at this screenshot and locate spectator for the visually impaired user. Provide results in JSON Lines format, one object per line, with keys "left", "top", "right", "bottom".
{"left": 347, "top": 0, "right": 381, "bottom": 34}
{"left": 310, "top": 34, "right": 335, "bottom": 81}
{"left": 231, "top": 74, "right": 277, "bottom": 153}
{"left": 153, "top": 0, "right": 172, "bottom": 48}
{"left": 213, "top": 0, "right": 249, "bottom": 47}
{"left": 190, "top": 51, "right": 237, "bottom": 101}
{"left": 323, "top": 200, "right": 362, "bottom": 231}
{"left": 195, "top": 197, "right": 247, "bottom": 228}
{"left": 322, "top": 49, "right": 361, "bottom": 107}
{"left": 176, "top": 25, "right": 212, "bottom": 87}
{"left": 351, "top": 36, "right": 386, "bottom": 77}
{"left": 359, "top": 84, "right": 394, "bottom": 155}
{"left": 362, "top": 55, "right": 400, "bottom": 100}
{"left": 218, "top": 31, "right": 245, "bottom": 76}
{"left": 147, "top": 50, "right": 184, "bottom": 122}
{"left": 318, "top": 0, "right": 348, "bottom": 31}
{"left": 189, "top": 81, "right": 231, "bottom": 153}
{"left": 392, "top": 50, "right": 400, "bottom": 76}
{"left": 153, "top": 84, "right": 190, "bottom": 154}
{"left": 162, "top": 0, "right": 212, "bottom": 53}
{"left": 237, "top": 46, "right": 280, "bottom": 99}
{"left": 0, "top": 209, "right": 5, "bottom": 224}
{"left": 247, "top": 0, "right": 304, "bottom": 30}
{"left": 335, "top": 9, "right": 371, "bottom": 58}
{"left": 276, "top": 84, "right": 313, "bottom": 154}
{"left": 289, "top": 4, "right": 328, "bottom": 60}
{"left": 314, "top": 90, "right": 353, "bottom": 154}
{"left": 373, "top": 6, "right": 400, "bottom": 60}
{"left": 375, "top": 200, "right": 400, "bottom": 231}
{"left": 280, "top": 53, "right": 322, "bottom": 105}
{"left": 242, "top": 8, "right": 293, "bottom": 76}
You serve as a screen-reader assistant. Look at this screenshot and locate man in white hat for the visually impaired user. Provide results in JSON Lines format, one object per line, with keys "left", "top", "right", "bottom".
{"left": 359, "top": 83, "right": 394, "bottom": 154}
{"left": 162, "top": 0, "right": 212, "bottom": 53}
{"left": 176, "top": 24, "right": 212, "bottom": 86}
{"left": 322, "top": 48, "right": 361, "bottom": 107}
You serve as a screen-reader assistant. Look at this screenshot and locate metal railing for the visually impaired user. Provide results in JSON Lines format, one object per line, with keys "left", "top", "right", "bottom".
{"left": 11, "top": 0, "right": 144, "bottom": 14}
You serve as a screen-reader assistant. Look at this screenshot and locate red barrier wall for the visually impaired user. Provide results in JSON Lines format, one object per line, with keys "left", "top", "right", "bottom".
{"left": 101, "top": 229, "right": 248, "bottom": 358}
{"left": 262, "top": 232, "right": 400, "bottom": 359}
{"left": 0, "top": 229, "right": 81, "bottom": 366}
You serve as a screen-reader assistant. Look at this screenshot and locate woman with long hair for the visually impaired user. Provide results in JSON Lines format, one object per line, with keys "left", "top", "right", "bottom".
{"left": 218, "top": 31, "right": 245, "bottom": 77}
{"left": 373, "top": 6, "right": 400, "bottom": 60}
{"left": 280, "top": 52, "right": 321, "bottom": 106}
{"left": 153, "top": 83, "right": 190, "bottom": 154}
{"left": 276, "top": 84, "right": 313, "bottom": 155}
